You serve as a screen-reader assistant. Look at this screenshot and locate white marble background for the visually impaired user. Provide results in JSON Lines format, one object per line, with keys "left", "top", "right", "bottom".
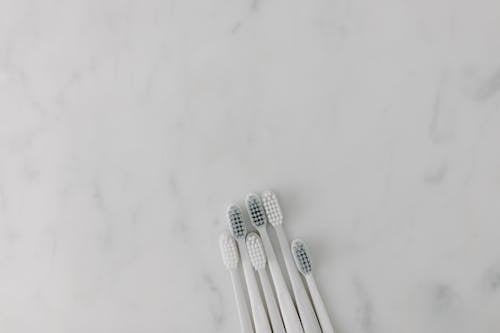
{"left": 1, "top": 0, "right": 500, "bottom": 332}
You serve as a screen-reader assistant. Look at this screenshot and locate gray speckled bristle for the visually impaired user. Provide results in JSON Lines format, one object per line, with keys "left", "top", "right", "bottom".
{"left": 227, "top": 204, "right": 246, "bottom": 239}
{"left": 246, "top": 193, "right": 267, "bottom": 228}
{"left": 291, "top": 239, "right": 312, "bottom": 275}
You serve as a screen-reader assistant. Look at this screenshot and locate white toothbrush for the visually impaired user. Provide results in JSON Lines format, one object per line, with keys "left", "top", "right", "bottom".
{"left": 261, "top": 191, "right": 322, "bottom": 333}
{"left": 246, "top": 232, "right": 286, "bottom": 333}
{"left": 227, "top": 204, "right": 271, "bottom": 333}
{"left": 292, "top": 239, "right": 335, "bottom": 333}
{"left": 246, "top": 194, "right": 305, "bottom": 333}
{"left": 219, "top": 232, "right": 254, "bottom": 333}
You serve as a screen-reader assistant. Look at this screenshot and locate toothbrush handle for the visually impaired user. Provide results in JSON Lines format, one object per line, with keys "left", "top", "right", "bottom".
{"left": 306, "top": 275, "right": 335, "bottom": 333}
{"left": 260, "top": 231, "right": 304, "bottom": 333}
{"left": 259, "top": 270, "right": 286, "bottom": 333}
{"left": 275, "top": 226, "right": 322, "bottom": 333}
{"left": 230, "top": 270, "right": 254, "bottom": 333}
{"left": 239, "top": 241, "right": 272, "bottom": 333}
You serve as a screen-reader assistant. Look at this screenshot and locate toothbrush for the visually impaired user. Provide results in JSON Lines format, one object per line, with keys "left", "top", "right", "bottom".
{"left": 227, "top": 204, "right": 271, "bottom": 333}
{"left": 261, "top": 191, "right": 322, "bottom": 333}
{"left": 292, "top": 239, "right": 335, "bottom": 333}
{"left": 219, "top": 232, "right": 254, "bottom": 333}
{"left": 246, "top": 232, "right": 286, "bottom": 333}
{"left": 245, "top": 194, "right": 305, "bottom": 333}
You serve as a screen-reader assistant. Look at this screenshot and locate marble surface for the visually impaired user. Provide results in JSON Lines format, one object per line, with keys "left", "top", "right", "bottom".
{"left": 1, "top": 0, "right": 500, "bottom": 332}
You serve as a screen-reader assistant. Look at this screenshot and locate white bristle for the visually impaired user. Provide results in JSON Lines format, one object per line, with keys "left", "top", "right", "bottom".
{"left": 219, "top": 232, "right": 239, "bottom": 270}
{"left": 262, "top": 191, "right": 283, "bottom": 226}
{"left": 246, "top": 232, "right": 267, "bottom": 271}
{"left": 291, "top": 239, "right": 312, "bottom": 275}
{"left": 227, "top": 204, "right": 246, "bottom": 239}
{"left": 246, "top": 193, "right": 267, "bottom": 228}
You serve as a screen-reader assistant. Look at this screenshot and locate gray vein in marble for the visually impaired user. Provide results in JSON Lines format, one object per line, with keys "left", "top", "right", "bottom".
{"left": 231, "top": 22, "right": 242, "bottom": 34}
{"left": 447, "top": 3, "right": 457, "bottom": 43}
{"left": 430, "top": 284, "right": 457, "bottom": 314}
{"left": 203, "top": 273, "right": 225, "bottom": 328}
{"left": 168, "top": 175, "right": 180, "bottom": 198}
{"left": 483, "top": 264, "right": 500, "bottom": 292}
{"left": 139, "top": 58, "right": 161, "bottom": 102}
{"left": 22, "top": 159, "right": 40, "bottom": 183}
{"left": 424, "top": 162, "right": 448, "bottom": 184}
{"left": 168, "top": 175, "right": 190, "bottom": 238}
{"left": 384, "top": 144, "right": 395, "bottom": 191}
{"left": 17, "top": 69, "right": 46, "bottom": 115}
{"left": 131, "top": 206, "right": 141, "bottom": 225}
{"left": 168, "top": 0, "right": 176, "bottom": 15}
{"left": 91, "top": 179, "right": 114, "bottom": 250}
{"left": 476, "top": 68, "right": 500, "bottom": 100}
{"left": 464, "top": 107, "right": 498, "bottom": 185}
{"left": 172, "top": 214, "right": 189, "bottom": 237}
{"left": 0, "top": 184, "right": 6, "bottom": 212}
{"left": 92, "top": 181, "right": 107, "bottom": 213}
{"left": 8, "top": 126, "right": 42, "bottom": 154}
{"left": 429, "top": 72, "right": 446, "bottom": 143}
{"left": 0, "top": 184, "right": 16, "bottom": 243}
{"left": 229, "top": 0, "right": 261, "bottom": 35}
{"left": 353, "top": 277, "right": 375, "bottom": 333}
{"left": 250, "top": 0, "right": 258, "bottom": 11}
{"left": 54, "top": 70, "right": 84, "bottom": 110}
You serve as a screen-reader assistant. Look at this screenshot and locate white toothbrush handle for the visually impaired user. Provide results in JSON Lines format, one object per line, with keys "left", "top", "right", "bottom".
{"left": 260, "top": 231, "right": 304, "bottom": 333}
{"left": 306, "top": 275, "right": 335, "bottom": 333}
{"left": 259, "top": 270, "right": 286, "bottom": 333}
{"left": 230, "top": 270, "right": 254, "bottom": 333}
{"left": 275, "top": 226, "right": 322, "bottom": 333}
{"left": 239, "top": 240, "right": 272, "bottom": 333}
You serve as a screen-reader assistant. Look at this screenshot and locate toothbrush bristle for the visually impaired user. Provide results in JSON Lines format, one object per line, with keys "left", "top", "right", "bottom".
{"left": 262, "top": 191, "right": 283, "bottom": 226}
{"left": 227, "top": 205, "right": 246, "bottom": 239}
{"left": 219, "top": 232, "right": 239, "bottom": 270}
{"left": 246, "top": 194, "right": 267, "bottom": 228}
{"left": 291, "top": 239, "right": 312, "bottom": 275}
{"left": 246, "top": 233, "right": 267, "bottom": 270}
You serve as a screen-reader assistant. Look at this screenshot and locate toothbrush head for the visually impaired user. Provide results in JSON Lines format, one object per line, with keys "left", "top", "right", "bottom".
{"left": 227, "top": 204, "right": 246, "bottom": 239}
{"left": 246, "top": 232, "right": 266, "bottom": 271}
{"left": 261, "top": 191, "right": 283, "bottom": 226}
{"left": 219, "top": 231, "right": 239, "bottom": 270}
{"left": 291, "top": 239, "right": 312, "bottom": 276}
{"left": 246, "top": 193, "right": 267, "bottom": 229}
